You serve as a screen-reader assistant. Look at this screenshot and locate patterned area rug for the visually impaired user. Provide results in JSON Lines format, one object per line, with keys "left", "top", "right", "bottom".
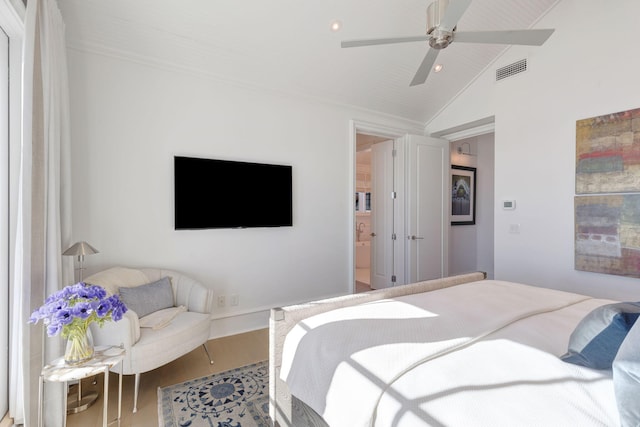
{"left": 158, "top": 360, "right": 271, "bottom": 427}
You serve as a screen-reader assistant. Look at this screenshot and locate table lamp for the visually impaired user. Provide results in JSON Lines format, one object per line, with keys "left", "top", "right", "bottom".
{"left": 62, "top": 241, "right": 99, "bottom": 282}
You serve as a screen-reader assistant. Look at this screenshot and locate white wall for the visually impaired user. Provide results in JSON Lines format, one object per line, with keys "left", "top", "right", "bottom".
{"left": 66, "top": 49, "right": 423, "bottom": 337}
{"left": 428, "top": 0, "right": 640, "bottom": 300}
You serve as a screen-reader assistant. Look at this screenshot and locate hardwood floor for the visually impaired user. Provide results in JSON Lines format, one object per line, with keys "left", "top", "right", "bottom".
{"left": 0, "top": 413, "right": 12, "bottom": 427}
{"left": 66, "top": 328, "right": 269, "bottom": 427}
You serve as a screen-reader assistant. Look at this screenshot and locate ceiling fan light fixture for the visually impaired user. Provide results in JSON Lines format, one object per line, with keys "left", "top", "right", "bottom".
{"left": 330, "top": 20, "right": 342, "bottom": 32}
{"left": 434, "top": 64, "right": 443, "bottom": 72}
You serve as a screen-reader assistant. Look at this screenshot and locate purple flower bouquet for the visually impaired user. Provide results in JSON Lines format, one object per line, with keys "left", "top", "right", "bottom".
{"left": 29, "top": 282, "right": 127, "bottom": 364}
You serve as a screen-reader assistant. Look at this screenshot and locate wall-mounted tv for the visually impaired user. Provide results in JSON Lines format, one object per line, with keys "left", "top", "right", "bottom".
{"left": 174, "top": 156, "right": 293, "bottom": 229}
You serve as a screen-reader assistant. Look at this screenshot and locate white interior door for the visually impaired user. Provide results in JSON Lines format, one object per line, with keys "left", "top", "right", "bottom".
{"left": 370, "top": 140, "right": 395, "bottom": 289}
{"left": 405, "top": 135, "right": 449, "bottom": 282}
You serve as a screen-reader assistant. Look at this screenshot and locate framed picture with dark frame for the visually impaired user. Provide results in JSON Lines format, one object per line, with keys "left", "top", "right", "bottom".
{"left": 451, "top": 165, "right": 476, "bottom": 225}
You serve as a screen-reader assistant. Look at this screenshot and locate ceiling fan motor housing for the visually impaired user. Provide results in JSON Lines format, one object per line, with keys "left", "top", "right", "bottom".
{"left": 427, "top": 0, "right": 454, "bottom": 49}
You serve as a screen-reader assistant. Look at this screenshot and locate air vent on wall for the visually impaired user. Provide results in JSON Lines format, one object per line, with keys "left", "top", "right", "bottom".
{"left": 496, "top": 58, "right": 527, "bottom": 81}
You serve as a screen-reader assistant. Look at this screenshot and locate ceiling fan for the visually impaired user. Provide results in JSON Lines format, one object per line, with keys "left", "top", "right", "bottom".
{"left": 341, "top": 0, "right": 554, "bottom": 86}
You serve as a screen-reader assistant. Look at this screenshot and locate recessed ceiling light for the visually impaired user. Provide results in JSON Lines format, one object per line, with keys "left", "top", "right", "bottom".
{"left": 434, "top": 64, "right": 443, "bottom": 73}
{"left": 330, "top": 20, "right": 342, "bottom": 32}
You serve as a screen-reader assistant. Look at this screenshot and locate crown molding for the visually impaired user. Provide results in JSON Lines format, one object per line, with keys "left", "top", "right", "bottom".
{"left": 66, "top": 39, "right": 426, "bottom": 131}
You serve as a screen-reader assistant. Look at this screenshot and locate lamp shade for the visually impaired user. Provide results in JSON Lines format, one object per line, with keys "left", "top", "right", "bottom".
{"left": 63, "top": 241, "right": 99, "bottom": 256}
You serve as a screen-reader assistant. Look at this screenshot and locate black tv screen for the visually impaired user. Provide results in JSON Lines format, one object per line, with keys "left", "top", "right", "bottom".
{"left": 174, "top": 156, "right": 293, "bottom": 229}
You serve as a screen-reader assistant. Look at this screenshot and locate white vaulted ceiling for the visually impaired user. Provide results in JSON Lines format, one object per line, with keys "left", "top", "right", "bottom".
{"left": 58, "top": 0, "right": 559, "bottom": 124}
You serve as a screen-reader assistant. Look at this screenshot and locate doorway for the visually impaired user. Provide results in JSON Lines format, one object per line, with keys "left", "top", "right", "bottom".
{"left": 351, "top": 123, "right": 450, "bottom": 294}
{"left": 449, "top": 133, "right": 495, "bottom": 278}
{"left": 0, "top": 24, "right": 9, "bottom": 420}
{"left": 355, "top": 133, "right": 391, "bottom": 293}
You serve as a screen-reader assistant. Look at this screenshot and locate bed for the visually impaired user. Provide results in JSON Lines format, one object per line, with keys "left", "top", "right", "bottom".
{"left": 269, "top": 272, "right": 640, "bottom": 427}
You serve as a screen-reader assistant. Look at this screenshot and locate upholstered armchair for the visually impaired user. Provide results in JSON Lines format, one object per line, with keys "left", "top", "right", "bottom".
{"left": 85, "top": 267, "right": 214, "bottom": 412}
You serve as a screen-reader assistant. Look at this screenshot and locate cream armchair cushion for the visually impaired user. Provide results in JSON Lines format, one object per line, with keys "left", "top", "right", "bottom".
{"left": 86, "top": 267, "right": 213, "bottom": 412}
{"left": 84, "top": 266, "right": 148, "bottom": 296}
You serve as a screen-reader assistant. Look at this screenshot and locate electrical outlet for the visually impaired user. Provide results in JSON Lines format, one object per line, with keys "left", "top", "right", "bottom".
{"left": 230, "top": 295, "right": 239, "bottom": 306}
{"left": 217, "top": 295, "right": 226, "bottom": 308}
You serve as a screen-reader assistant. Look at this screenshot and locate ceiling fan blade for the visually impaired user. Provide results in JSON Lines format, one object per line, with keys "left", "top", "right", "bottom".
{"left": 341, "top": 35, "right": 429, "bottom": 48}
{"left": 410, "top": 48, "right": 440, "bottom": 87}
{"left": 440, "top": 0, "right": 472, "bottom": 32}
{"left": 453, "top": 29, "right": 555, "bottom": 46}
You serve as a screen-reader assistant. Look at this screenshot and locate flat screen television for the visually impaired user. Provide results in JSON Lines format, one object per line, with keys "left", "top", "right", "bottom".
{"left": 174, "top": 156, "right": 293, "bottom": 229}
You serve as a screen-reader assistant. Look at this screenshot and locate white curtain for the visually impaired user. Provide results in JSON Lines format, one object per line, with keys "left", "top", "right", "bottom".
{"left": 9, "top": 0, "right": 73, "bottom": 425}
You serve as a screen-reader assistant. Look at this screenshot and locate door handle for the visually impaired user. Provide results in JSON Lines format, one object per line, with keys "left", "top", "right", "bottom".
{"left": 370, "top": 232, "right": 376, "bottom": 237}
{"left": 409, "top": 235, "right": 424, "bottom": 240}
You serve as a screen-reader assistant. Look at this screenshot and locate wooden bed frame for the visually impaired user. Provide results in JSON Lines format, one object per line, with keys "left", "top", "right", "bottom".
{"left": 268, "top": 271, "right": 487, "bottom": 427}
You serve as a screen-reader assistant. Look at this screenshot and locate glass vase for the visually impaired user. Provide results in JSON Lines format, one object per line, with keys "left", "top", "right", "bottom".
{"left": 64, "top": 327, "right": 94, "bottom": 365}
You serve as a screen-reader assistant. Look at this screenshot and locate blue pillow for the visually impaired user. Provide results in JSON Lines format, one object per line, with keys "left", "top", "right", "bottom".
{"left": 561, "top": 302, "right": 640, "bottom": 370}
{"left": 118, "top": 276, "right": 174, "bottom": 318}
{"left": 613, "top": 318, "right": 640, "bottom": 427}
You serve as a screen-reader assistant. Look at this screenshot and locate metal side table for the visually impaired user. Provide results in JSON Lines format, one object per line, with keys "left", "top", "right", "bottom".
{"left": 39, "top": 346, "right": 125, "bottom": 427}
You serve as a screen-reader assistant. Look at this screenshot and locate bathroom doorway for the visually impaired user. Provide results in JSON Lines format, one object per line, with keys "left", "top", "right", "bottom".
{"left": 352, "top": 125, "right": 450, "bottom": 293}
{"left": 355, "top": 133, "right": 392, "bottom": 293}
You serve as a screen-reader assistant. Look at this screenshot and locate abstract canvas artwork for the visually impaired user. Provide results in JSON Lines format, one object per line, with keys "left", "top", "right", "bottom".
{"left": 576, "top": 108, "right": 640, "bottom": 194}
{"left": 575, "top": 195, "right": 640, "bottom": 277}
{"left": 575, "top": 107, "right": 640, "bottom": 278}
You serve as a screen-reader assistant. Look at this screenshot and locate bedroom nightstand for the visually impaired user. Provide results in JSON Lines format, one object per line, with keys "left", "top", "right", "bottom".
{"left": 38, "top": 345, "right": 125, "bottom": 427}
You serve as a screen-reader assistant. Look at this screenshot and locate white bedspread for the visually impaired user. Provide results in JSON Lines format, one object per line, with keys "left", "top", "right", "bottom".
{"left": 280, "top": 280, "right": 617, "bottom": 427}
{"left": 375, "top": 339, "right": 618, "bottom": 427}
